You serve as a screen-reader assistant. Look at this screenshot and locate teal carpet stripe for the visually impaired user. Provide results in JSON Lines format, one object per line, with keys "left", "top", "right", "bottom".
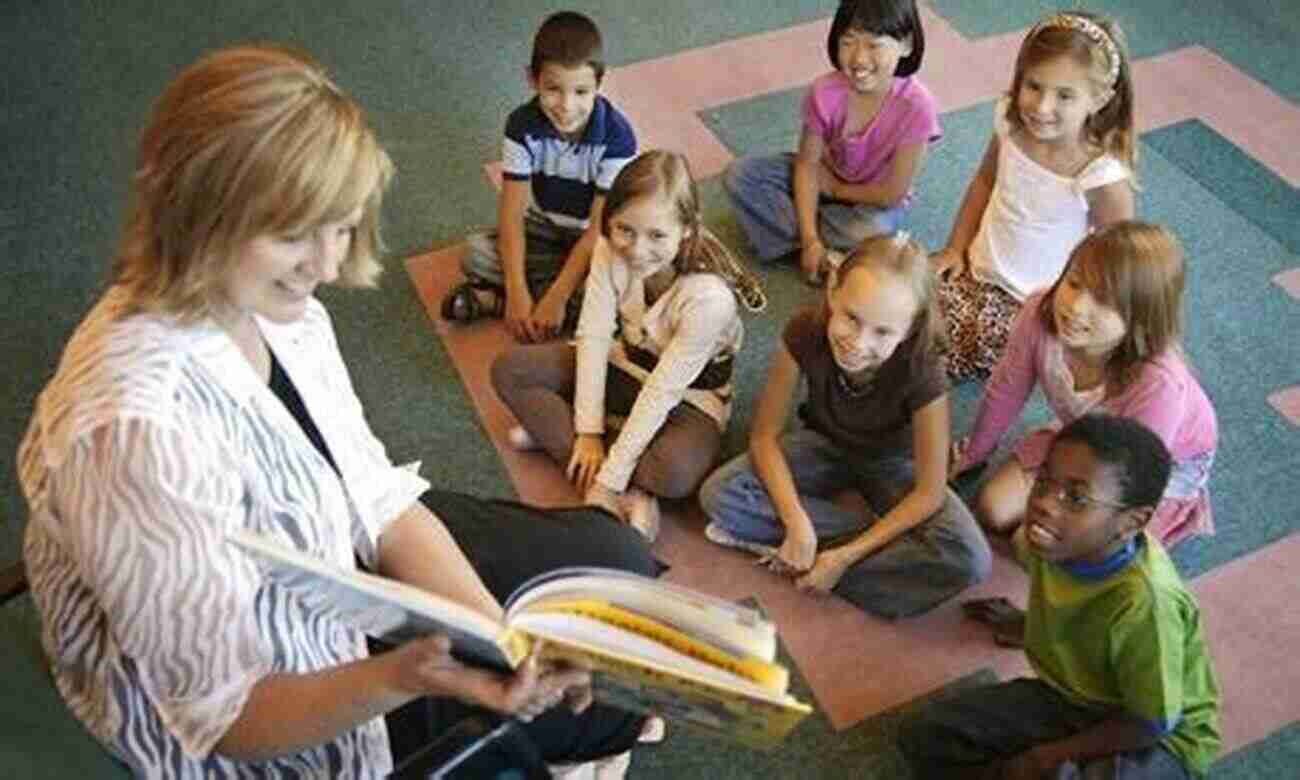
{"left": 1142, "top": 119, "right": 1300, "bottom": 253}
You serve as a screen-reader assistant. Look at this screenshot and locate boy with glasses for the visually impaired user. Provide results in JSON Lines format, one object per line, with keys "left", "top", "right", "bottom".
{"left": 900, "top": 414, "right": 1220, "bottom": 778}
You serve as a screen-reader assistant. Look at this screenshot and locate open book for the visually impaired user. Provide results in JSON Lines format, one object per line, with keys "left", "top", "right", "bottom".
{"left": 229, "top": 529, "right": 813, "bottom": 746}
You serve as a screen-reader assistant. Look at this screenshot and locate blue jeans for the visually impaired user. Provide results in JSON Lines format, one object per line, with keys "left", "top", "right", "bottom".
{"left": 723, "top": 153, "right": 905, "bottom": 262}
{"left": 698, "top": 428, "right": 991, "bottom": 618}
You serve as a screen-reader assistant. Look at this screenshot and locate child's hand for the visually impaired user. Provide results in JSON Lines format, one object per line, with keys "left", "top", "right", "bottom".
{"left": 583, "top": 481, "right": 623, "bottom": 520}
{"left": 796, "top": 548, "right": 854, "bottom": 595}
{"left": 948, "top": 436, "right": 971, "bottom": 481}
{"left": 768, "top": 522, "right": 816, "bottom": 574}
{"left": 815, "top": 160, "right": 841, "bottom": 200}
{"left": 930, "top": 247, "right": 964, "bottom": 279}
{"left": 529, "top": 286, "right": 569, "bottom": 341}
{"left": 504, "top": 286, "right": 537, "bottom": 342}
{"left": 800, "top": 240, "right": 827, "bottom": 286}
{"left": 567, "top": 434, "right": 606, "bottom": 493}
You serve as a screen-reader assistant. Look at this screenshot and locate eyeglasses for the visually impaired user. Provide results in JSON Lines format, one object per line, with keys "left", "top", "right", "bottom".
{"left": 1029, "top": 474, "right": 1129, "bottom": 513}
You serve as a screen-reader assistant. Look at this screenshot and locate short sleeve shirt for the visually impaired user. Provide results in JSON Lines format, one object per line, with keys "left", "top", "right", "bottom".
{"left": 500, "top": 95, "right": 637, "bottom": 230}
{"left": 801, "top": 72, "right": 942, "bottom": 197}
{"left": 1016, "top": 532, "right": 1222, "bottom": 774}
{"left": 783, "top": 305, "right": 947, "bottom": 457}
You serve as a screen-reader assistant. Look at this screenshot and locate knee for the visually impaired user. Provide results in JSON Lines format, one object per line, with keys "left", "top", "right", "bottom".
{"left": 641, "top": 448, "right": 712, "bottom": 500}
{"left": 974, "top": 481, "right": 1022, "bottom": 535}
{"left": 490, "top": 349, "right": 528, "bottom": 399}
{"left": 697, "top": 468, "right": 727, "bottom": 520}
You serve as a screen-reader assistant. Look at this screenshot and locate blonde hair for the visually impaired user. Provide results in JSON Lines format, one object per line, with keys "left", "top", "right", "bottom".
{"left": 1038, "top": 221, "right": 1186, "bottom": 395}
{"left": 113, "top": 44, "right": 394, "bottom": 319}
{"left": 602, "top": 150, "right": 766, "bottom": 312}
{"left": 828, "top": 231, "right": 944, "bottom": 373}
{"left": 1006, "top": 10, "right": 1137, "bottom": 178}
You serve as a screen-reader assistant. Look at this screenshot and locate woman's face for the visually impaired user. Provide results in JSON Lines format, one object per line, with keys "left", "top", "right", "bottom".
{"left": 825, "top": 266, "right": 918, "bottom": 376}
{"left": 607, "top": 193, "right": 688, "bottom": 277}
{"left": 1052, "top": 263, "right": 1127, "bottom": 355}
{"left": 220, "top": 209, "right": 360, "bottom": 323}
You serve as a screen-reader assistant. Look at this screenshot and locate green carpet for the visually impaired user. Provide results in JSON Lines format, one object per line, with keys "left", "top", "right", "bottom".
{"left": 3, "top": 1, "right": 1297, "bottom": 776}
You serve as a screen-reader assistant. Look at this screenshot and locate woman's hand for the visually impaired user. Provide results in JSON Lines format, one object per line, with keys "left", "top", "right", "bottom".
{"left": 930, "top": 247, "right": 965, "bottom": 280}
{"left": 795, "top": 548, "right": 855, "bottom": 595}
{"left": 386, "top": 636, "right": 591, "bottom": 722}
{"left": 567, "top": 434, "right": 606, "bottom": 493}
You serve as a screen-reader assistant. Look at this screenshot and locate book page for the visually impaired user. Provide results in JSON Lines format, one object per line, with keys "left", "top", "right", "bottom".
{"left": 228, "top": 529, "right": 524, "bottom": 669}
{"left": 507, "top": 567, "right": 775, "bottom": 660}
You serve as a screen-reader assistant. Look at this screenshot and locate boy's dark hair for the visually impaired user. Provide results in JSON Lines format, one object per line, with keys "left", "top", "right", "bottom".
{"left": 827, "top": 0, "right": 925, "bottom": 76}
{"left": 1053, "top": 414, "right": 1173, "bottom": 508}
{"left": 530, "top": 11, "right": 605, "bottom": 82}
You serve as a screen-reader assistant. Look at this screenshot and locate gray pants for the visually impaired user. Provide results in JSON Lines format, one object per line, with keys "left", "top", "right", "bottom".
{"left": 898, "top": 678, "right": 1194, "bottom": 779}
{"left": 698, "top": 427, "right": 991, "bottom": 618}
{"left": 463, "top": 216, "right": 584, "bottom": 298}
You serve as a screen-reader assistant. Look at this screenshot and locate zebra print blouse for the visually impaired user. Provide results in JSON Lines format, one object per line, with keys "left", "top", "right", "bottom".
{"left": 17, "top": 287, "right": 430, "bottom": 778}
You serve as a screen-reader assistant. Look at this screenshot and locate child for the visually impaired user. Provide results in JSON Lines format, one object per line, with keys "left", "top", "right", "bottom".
{"left": 492, "top": 150, "right": 766, "bottom": 541}
{"left": 900, "top": 414, "right": 1221, "bottom": 779}
{"left": 933, "top": 10, "right": 1136, "bottom": 381}
{"left": 953, "top": 222, "right": 1218, "bottom": 549}
{"left": 699, "top": 233, "right": 990, "bottom": 619}
{"left": 724, "top": 0, "right": 941, "bottom": 285}
{"left": 442, "top": 11, "right": 637, "bottom": 343}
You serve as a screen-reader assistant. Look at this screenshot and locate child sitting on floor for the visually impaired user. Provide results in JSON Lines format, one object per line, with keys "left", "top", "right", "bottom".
{"left": 699, "top": 232, "right": 989, "bottom": 619}
{"left": 900, "top": 413, "right": 1220, "bottom": 779}
{"left": 442, "top": 11, "right": 637, "bottom": 343}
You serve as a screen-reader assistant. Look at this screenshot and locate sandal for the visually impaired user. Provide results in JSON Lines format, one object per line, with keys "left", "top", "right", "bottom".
{"left": 440, "top": 281, "right": 504, "bottom": 323}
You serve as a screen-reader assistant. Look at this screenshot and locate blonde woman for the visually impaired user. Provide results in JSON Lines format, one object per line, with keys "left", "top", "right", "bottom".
{"left": 18, "top": 45, "right": 654, "bottom": 778}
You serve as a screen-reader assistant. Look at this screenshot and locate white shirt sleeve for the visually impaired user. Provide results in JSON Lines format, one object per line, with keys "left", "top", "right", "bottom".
{"left": 597, "top": 278, "right": 738, "bottom": 491}
{"left": 573, "top": 242, "right": 620, "bottom": 435}
{"left": 50, "top": 417, "right": 273, "bottom": 759}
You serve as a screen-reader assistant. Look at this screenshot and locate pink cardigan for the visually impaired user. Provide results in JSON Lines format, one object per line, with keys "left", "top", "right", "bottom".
{"left": 961, "top": 293, "right": 1218, "bottom": 545}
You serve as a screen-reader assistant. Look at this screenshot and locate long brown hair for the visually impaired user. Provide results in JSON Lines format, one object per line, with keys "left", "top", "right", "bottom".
{"left": 1037, "top": 221, "right": 1185, "bottom": 395}
{"left": 602, "top": 150, "right": 766, "bottom": 312}
{"left": 113, "top": 44, "right": 393, "bottom": 320}
{"left": 1006, "top": 11, "right": 1137, "bottom": 178}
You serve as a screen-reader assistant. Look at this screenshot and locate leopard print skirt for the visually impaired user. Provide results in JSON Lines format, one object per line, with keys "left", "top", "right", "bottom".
{"left": 936, "top": 271, "right": 1022, "bottom": 382}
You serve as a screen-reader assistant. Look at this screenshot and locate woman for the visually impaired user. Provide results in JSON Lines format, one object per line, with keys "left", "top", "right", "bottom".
{"left": 17, "top": 44, "right": 654, "bottom": 778}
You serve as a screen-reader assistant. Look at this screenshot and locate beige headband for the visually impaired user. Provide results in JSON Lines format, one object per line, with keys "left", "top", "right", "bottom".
{"left": 1031, "top": 13, "right": 1121, "bottom": 88}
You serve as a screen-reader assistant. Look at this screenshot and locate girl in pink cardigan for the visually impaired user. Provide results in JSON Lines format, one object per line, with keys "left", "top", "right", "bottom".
{"left": 952, "top": 222, "right": 1217, "bottom": 548}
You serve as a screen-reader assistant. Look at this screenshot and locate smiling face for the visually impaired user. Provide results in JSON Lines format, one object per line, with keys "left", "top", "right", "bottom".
{"left": 1052, "top": 262, "right": 1127, "bottom": 356}
{"left": 606, "top": 192, "right": 688, "bottom": 277}
{"left": 531, "top": 62, "right": 599, "bottom": 140}
{"left": 836, "top": 27, "right": 912, "bottom": 96}
{"left": 1024, "top": 439, "right": 1143, "bottom": 563}
{"left": 219, "top": 209, "right": 360, "bottom": 324}
{"left": 826, "top": 266, "right": 918, "bottom": 376}
{"left": 1016, "top": 55, "right": 1104, "bottom": 145}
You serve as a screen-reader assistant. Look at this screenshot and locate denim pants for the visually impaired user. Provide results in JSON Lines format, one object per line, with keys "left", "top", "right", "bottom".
{"left": 698, "top": 428, "right": 991, "bottom": 618}
{"left": 723, "top": 153, "right": 905, "bottom": 262}
{"left": 898, "top": 678, "right": 1195, "bottom": 779}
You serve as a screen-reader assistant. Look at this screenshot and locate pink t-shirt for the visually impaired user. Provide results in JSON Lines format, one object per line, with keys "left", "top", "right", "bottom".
{"left": 801, "top": 72, "right": 942, "bottom": 192}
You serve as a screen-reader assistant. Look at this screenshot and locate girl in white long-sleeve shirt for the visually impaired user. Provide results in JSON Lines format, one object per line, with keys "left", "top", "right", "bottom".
{"left": 492, "top": 150, "right": 766, "bottom": 540}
